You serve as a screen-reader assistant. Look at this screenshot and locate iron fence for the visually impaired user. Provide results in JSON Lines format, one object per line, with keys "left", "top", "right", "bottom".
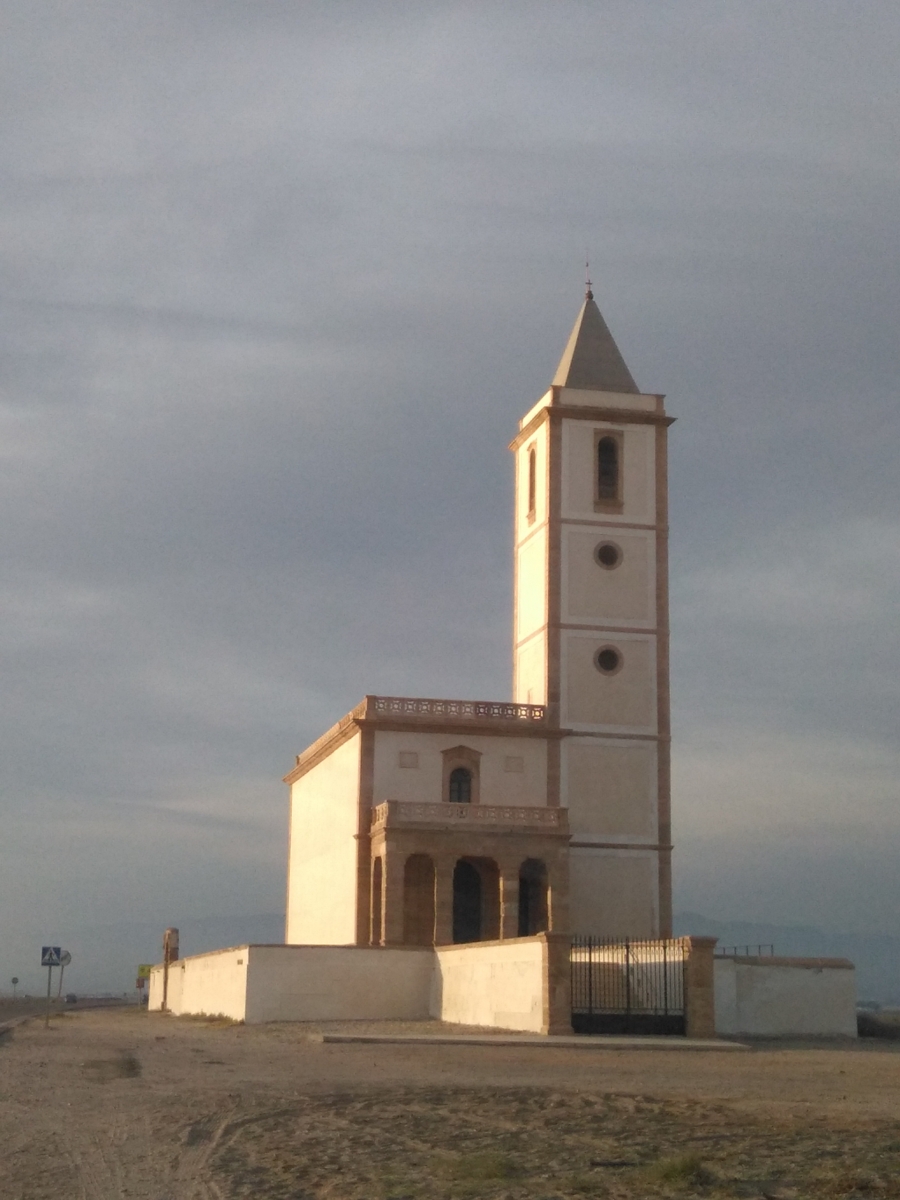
{"left": 715, "top": 944, "right": 775, "bottom": 957}
{"left": 571, "top": 936, "right": 687, "bottom": 1035}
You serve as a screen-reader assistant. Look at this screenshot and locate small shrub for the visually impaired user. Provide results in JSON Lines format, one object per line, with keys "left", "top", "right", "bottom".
{"left": 648, "top": 1152, "right": 711, "bottom": 1187}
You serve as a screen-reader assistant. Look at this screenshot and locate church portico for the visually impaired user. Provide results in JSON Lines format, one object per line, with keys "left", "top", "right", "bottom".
{"left": 369, "top": 803, "right": 569, "bottom": 947}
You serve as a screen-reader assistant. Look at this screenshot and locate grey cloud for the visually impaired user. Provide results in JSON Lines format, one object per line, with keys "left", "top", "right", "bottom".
{"left": 1, "top": 1, "right": 899, "bottom": 990}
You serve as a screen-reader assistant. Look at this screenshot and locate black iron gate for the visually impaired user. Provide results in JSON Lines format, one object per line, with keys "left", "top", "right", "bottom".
{"left": 571, "top": 937, "right": 687, "bottom": 1035}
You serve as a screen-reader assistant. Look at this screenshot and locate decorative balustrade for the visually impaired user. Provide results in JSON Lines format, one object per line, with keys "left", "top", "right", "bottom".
{"left": 371, "top": 800, "right": 567, "bottom": 833}
{"left": 365, "top": 696, "right": 546, "bottom": 723}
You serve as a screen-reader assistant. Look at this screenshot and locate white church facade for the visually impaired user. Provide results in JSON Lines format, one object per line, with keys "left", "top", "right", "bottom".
{"left": 151, "top": 288, "right": 859, "bottom": 1039}
{"left": 284, "top": 288, "right": 673, "bottom": 949}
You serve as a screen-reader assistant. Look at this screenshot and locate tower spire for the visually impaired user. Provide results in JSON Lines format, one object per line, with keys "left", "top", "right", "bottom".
{"left": 552, "top": 284, "right": 638, "bottom": 394}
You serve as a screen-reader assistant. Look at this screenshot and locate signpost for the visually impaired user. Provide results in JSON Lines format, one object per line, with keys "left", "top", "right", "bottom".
{"left": 162, "top": 929, "right": 178, "bottom": 1013}
{"left": 136, "top": 964, "right": 152, "bottom": 1001}
{"left": 41, "top": 947, "right": 61, "bottom": 1028}
{"left": 56, "top": 950, "right": 72, "bottom": 1000}
{"left": 11, "top": 977, "right": 18, "bottom": 999}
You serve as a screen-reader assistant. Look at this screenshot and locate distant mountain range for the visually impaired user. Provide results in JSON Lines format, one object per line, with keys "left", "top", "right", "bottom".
{"left": 675, "top": 912, "right": 900, "bottom": 1005}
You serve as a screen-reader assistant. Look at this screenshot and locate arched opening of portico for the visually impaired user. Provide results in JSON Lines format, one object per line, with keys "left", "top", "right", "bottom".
{"left": 403, "top": 854, "right": 436, "bottom": 945}
{"left": 518, "top": 858, "right": 549, "bottom": 936}
{"left": 452, "top": 857, "right": 500, "bottom": 943}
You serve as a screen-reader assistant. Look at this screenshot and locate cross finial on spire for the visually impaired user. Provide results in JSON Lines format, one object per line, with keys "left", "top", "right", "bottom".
{"left": 585, "top": 255, "right": 593, "bottom": 301}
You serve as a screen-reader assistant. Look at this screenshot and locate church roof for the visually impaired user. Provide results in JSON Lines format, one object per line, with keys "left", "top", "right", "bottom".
{"left": 551, "top": 291, "right": 638, "bottom": 394}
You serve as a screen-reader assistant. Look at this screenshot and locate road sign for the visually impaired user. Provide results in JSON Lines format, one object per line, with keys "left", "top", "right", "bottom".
{"left": 41, "top": 946, "right": 61, "bottom": 967}
{"left": 59, "top": 951, "right": 72, "bottom": 967}
{"left": 137, "top": 964, "right": 152, "bottom": 980}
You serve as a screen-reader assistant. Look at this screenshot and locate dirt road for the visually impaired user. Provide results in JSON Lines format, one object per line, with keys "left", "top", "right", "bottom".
{"left": 1, "top": 1008, "right": 899, "bottom": 1198}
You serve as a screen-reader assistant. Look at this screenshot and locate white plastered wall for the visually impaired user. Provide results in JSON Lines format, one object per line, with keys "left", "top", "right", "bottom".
{"left": 286, "top": 732, "right": 361, "bottom": 945}
{"left": 432, "top": 938, "right": 546, "bottom": 1033}
{"left": 515, "top": 421, "right": 549, "bottom": 530}
{"left": 515, "top": 527, "right": 548, "bottom": 644}
{"left": 514, "top": 635, "right": 546, "bottom": 706}
{"left": 245, "top": 946, "right": 434, "bottom": 1023}
{"left": 514, "top": 420, "right": 550, "bottom": 705}
{"left": 147, "top": 938, "right": 552, "bottom": 1032}
{"left": 373, "top": 730, "right": 547, "bottom": 808}
{"left": 568, "top": 848, "right": 658, "bottom": 937}
{"left": 148, "top": 947, "right": 248, "bottom": 1021}
{"left": 714, "top": 958, "right": 857, "bottom": 1037}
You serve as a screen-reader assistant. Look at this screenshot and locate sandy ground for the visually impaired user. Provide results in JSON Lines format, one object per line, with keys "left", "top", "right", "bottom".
{"left": 1, "top": 1008, "right": 899, "bottom": 1199}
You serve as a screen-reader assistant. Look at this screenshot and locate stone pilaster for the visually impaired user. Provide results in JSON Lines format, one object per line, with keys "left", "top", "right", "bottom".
{"left": 381, "top": 849, "right": 405, "bottom": 946}
{"left": 500, "top": 869, "right": 520, "bottom": 939}
{"left": 434, "top": 855, "right": 455, "bottom": 946}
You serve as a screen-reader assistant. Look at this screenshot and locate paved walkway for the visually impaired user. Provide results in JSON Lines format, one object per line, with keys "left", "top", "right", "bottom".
{"left": 317, "top": 1031, "right": 749, "bottom": 1050}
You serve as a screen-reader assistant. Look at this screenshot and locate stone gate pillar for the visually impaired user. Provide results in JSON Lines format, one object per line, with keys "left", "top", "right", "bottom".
{"left": 683, "top": 936, "right": 717, "bottom": 1039}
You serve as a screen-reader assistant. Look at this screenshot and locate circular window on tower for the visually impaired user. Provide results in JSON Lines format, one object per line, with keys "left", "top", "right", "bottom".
{"left": 594, "top": 645, "right": 623, "bottom": 675}
{"left": 594, "top": 541, "right": 623, "bottom": 570}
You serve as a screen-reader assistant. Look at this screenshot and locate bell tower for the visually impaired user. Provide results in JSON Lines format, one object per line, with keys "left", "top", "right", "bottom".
{"left": 510, "top": 287, "right": 674, "bottom": 937}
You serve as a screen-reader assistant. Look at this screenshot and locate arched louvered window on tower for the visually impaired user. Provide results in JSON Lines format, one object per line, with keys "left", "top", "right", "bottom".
{"left": 448, "top": 767, "right": 473, "bottom": 804}
{"left": 596, "top": 434, "right": 621, "bottom": 505}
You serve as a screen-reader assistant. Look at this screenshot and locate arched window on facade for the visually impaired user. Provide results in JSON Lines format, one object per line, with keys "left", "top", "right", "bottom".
{"left": 596, "top": 435, "right": 619, "bottom": 503}
{"left": 448, "top": 766, "right": 472, "bottom": 804}
{"left": 527, "top": 446, "right": 536, "bottom": 518}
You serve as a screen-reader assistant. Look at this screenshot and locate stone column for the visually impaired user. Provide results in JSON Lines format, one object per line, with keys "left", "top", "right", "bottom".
{"left": 547, "top": 846, "right": 570, "bottom": 935}
{"left": 433, "top": 854, "right": 455, "bottom": 946}
{"left": 683, "top": 936, "right": 718, "bottom": 1039}
{"left": 500, "top": 868, "right": 520, "bottom": 939}
{"left": 540, "top": 932, "right": 573, "bottom": 1035}
{"left": 381, "top": 848, "right": 405, "bottom": 946}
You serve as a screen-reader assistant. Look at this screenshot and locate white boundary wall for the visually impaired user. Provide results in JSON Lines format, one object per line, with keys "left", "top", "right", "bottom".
{"left": 245, "top": 946, "right": 433, "bottom": 1023}
{"left": 148, "top": 946, "right": 249, "bottom": 1021}
{"left": 149, "top": 940, "right": 548, "bottom": 1031}
{"left": 432, "top": 938, "right": 546, "bottom": 1033}
{"left": 714, "top": 956, "right": 857, "bottom": 1037}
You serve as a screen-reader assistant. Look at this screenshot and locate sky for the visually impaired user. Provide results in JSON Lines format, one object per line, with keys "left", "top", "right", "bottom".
{"left": 2, "top": 1, "right": 899, "bottom": 994}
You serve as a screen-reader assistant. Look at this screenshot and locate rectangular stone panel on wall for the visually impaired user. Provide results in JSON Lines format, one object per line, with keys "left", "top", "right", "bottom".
{"left": 562, "top": 632, "right": 656, "bottom": 731}
{"left": 562, "top": 528, "right": 655, "bottom": 626}
{"left": 568, "top": 849, "right": 658, "bottom": 938}
{"left": 563, "top": 739, "right": 657, "bottom": 839}
{"left": 561, "top": 420, "right": 655, "bottom": 523}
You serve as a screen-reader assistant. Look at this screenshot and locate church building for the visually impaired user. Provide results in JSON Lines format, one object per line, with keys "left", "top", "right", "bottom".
{"left": 284, "top": 288, "right": 674, "bottom": 949}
